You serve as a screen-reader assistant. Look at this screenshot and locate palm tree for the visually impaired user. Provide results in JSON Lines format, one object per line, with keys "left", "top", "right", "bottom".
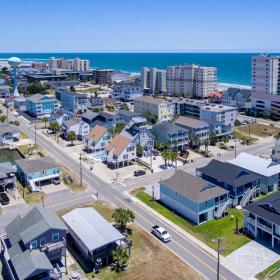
{"left": 112, "top": 246, "right": 129, "bottom": 272}
{"left": 170, "top": 150, "right": 178, "bottom": 168}
{"left": 221, "top": 135, "right": 230, "bottom": 147}
{"left": 49, "top": 121, "right": 60, "bottom": 134}
{"left": 204, "top": 139, "right": 210, "bottom": 153}
{"left": 67, "top": 131, "right": 77, "bottom": 146}
{"left": 136, "top": 144, "right": 143, "bottom": 157}
{"left": 209, "top": 131, "right": 217, "bottom": 145}
{"left": 112, "top": 208, "right": 135, "bottom": 234}
{"left": 161, "top": 149, "right": 170, "bottom": 167}
{"left": 42, "top": 117, "right": 49, "bottom": 129}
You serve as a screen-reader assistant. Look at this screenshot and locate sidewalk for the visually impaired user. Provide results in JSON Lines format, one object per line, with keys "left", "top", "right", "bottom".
{"left": 124, "top": 190, "right": 257, "bottom": 280}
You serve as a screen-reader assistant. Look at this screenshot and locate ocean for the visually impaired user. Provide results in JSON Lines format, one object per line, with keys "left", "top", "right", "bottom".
{"left": 0, "top": 53, "right": 275, "bottom": 86}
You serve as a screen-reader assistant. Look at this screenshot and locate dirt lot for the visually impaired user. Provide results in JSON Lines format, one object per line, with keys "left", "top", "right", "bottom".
{"left": 234, "top": 123, "right": 280, "bottom": 138}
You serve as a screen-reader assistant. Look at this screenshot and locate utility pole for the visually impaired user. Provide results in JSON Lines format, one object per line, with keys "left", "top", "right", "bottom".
{"left": 213, "top": 238, "right": 224, "bottom": 280}
{"left": 150, "top": 148, "right": 153, "bottom": 173}
{"left": 152, "top": 185, "right": 155, "bottom": 201}
{"left": 79, "top": 153, "right": 83, "bottom": 189}
{"left": 234, "top": 140, "right": 237, "bottom": 158}
{"left": 248, "top": 122, "right": 251, "bottom": 140}
{"left": 34, "top": 125, "right": 37, "bottom": 146}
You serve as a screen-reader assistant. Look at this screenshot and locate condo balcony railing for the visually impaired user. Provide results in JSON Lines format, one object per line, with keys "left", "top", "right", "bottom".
{"left": 257, "top": 222, "right": 272, "bottom": 234}
{"left": 40, "top": 240, "right": 65, "bottom": 253}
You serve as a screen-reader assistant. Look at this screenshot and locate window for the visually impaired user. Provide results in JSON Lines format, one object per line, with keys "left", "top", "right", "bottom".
{"left": 40, "top": 238, "right": 46, "bottom": 246}
{"left": 30, "top": 240, "right": 37, "bottom": 249}
{"left": 52, "top": 232, "right": 59, "bottom": 242}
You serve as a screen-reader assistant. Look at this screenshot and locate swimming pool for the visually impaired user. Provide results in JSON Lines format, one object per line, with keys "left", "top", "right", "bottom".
{"left": 94, "top": 153, "right": 105, "bottom": 161}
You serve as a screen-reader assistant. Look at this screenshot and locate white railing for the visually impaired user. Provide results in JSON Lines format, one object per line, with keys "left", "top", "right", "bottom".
{"left": 214, "top": 199, "right": 232, "bottom": 219}
{"left": 240, "top": 187, "right": 256, "bottom": 207}
{"left": 257, "top": 222, "right": 272, "bottom": 234}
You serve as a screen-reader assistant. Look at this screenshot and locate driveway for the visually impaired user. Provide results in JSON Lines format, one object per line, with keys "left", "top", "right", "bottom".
{"left": 222, "top": 241, "right": 280, "bottom": 280}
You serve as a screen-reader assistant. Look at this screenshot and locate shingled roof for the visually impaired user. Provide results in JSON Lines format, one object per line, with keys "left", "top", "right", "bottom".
{"left": 85, "top": 124, "right": 108, "bottom": 142}
{"left": 105, "top": 134, "right": 130, "bottom": 157}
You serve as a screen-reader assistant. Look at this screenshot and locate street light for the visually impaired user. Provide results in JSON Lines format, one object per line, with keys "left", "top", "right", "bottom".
{"left": 213, "top": 238, "right": 224, "bottom": 280}
{"left": 234, "top": 139, "right": 237, "bottom": 158}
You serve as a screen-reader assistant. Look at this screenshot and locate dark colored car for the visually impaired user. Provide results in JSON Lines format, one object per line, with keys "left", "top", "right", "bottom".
{"left": 0, "top": 192, "right": 10, "bottom": 205}
{"left": 53, "top": 178, "right": 61, "bottom": 185}
{"left": 134, "top": 170, "right": 146, "bottom": 177}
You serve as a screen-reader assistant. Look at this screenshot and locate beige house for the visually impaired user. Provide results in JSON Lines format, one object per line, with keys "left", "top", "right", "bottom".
{"left": 134, "top": 96, "right": 173, "bottom": 123}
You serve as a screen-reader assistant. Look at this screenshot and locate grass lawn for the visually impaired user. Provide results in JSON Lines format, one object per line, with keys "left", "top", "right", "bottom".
{"left": 234, "top": 123, "right": 280, "bottom": 138}
{"left": 256, "top": 260, "right": 280, "bottom": 280}
{"left": 58, "top": 201, "right": 202, "bottom": 280}
{"left": 132, "top": 189, "right": 251, "bottom": 256}
{"left": 16, "top": 181, "right": 45, "bottom": 205}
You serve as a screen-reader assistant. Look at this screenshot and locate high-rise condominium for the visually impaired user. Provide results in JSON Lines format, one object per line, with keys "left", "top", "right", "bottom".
{"left": 141, "top": 67, "right": 166, "bottom": 94}
{"left": 166, "top": 64, "right": 217, "bottom": 98}
{"left": 48, "top": 57, "right": 90, "bottom": 72}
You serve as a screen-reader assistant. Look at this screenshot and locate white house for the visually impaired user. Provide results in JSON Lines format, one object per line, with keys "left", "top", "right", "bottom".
{"left": 49, "top": 108, "right": 72, "bottom": 126}
{"left": 0, "top": 124, "right": 20, "bottom": 146}
{"left": 83, "top": 124, "right": 112, "bottom": 154}
{"left": 105, "top": 134, "right": 136, "bottom": 168}
{"left": 62, "top": 117, "right": 90, "bottom": 140}
{"left": 228, "top": 152, "right": 280, "bottom": 194}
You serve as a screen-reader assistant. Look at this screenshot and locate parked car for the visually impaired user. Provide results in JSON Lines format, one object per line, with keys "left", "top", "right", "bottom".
{"left": 151, "top": 225, "right": 171, "bottom": 242}
{"left": 69, "top": 272, "right": 81, "bottom": 280}
{"left": 153, "top": 150, "right": 160, "bottom": 156}
{"left": 53, "top": 178, "right": 61, "bottom": 185}
{"left": 134, "top": 170, "right": 146, "bottom": 177}
{"left": 0, "top": 192, "right": 10, "bottom": 205}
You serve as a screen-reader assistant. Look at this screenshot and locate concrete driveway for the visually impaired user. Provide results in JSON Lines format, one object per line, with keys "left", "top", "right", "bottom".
{"left": 222, "top": 241, "right": 280, "bottom": 280}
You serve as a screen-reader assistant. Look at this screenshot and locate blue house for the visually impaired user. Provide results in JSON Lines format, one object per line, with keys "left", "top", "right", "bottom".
{"left": 15, "top": 157, "right": 61, "bottom": 192}
{"left": 197, "top": 159, "right": 261, "bottom": 207}
{"left": 26, "top": 93, "right": 60, "bottom": 118}
{"left": 160, "top": 170, "right": 230, "bottom": 224}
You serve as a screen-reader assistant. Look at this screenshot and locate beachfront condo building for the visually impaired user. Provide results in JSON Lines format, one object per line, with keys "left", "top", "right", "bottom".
{"left": 251, "top": 54, "right": 280, "bottom": 118}
{"left": 48, "top": 57, "right": 90, "bottom": 72}
{"left": 166, "top": 64, "right": 217, "bottom": 98}
{"left": 141, "top": 67, "right": 166, "bottom": 94}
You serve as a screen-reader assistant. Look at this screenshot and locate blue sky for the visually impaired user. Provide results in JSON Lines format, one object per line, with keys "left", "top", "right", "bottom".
{"left": 1, "top": 0, "right": 279, "bottom": 52}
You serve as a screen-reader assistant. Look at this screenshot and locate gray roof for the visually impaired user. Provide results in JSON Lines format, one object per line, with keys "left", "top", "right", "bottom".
{"left": 0, "top": 162, "right": 16, "bottom": 179}
{"left": 11, "top": 250, "right": 52, "bottom": 280}
{"left": 26, "top": 93, "right": 56, "bottom": 103}
{"left": 244, "top": 192, "right": 280, "bottom": 226}
{"left": 82, "top": 110, "right": 98, "bottom": 121}
{"left": 175, "top": 116, "right": 209, "bottom": 129}
{"left": 117, "top": 110, "right": 140, "bottom": 117}
{"left": 63, "top": 207, "right": 124, "bottom": 252}
{"left": 135, "top": 95, "right": 167, "bottom": 105}
{"left": 63, "top": 117, "right": 82, "bottom": 127}
{"left": 5, "top": 205, "right": 67, "bottom": 245}
{"left": 0, "top": 123, "right": 19, "bottom": 134}
{"left": 152, "top": 122, "right": 188, "bottom": 134}
{"left": 15, "top": 157, "right": 59, "bottom": 174}
{"left": 161, "top": 170, "right": 228, "bottom": 203}
{"left": 197, "top": 160, "right": 261, "bottom": 187}
{"left": 51, "top": 108, "right": 71, "bottom": 119}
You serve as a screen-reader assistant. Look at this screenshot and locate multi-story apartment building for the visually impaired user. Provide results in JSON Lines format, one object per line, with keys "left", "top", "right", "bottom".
{"left": 26, "top": 93, "right": 60, "bottom": 118}
{"left": 92, "top": 69, "right": 114, "bottom": 84}
{"left": 173, "top": 98, "right": 237, "bottom": 128}
{"left": 166, "top": 64, "right": 217, "bottom": 98}
{"left": 221, "top": 87, "right": 251, "bottom": 110}
{"left": 134, "top": 96, "right": 174, "bottom": 123}
{"left": 141, "top": 67, "right": 167, "bottom": 94}
{"left": 59, "top": 90, "right": 88, "bottom": 114}
{"left": 251, "top": 54, "right": 280, "bottom": 117}
{"left": 48, "top": 57, "right": 90, "bottom": 72}
{"left": 111, "top": 80, "right": 142, "bottom": 101}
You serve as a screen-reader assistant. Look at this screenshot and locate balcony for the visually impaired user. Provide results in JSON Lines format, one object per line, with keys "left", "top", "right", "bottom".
{"left": 40, "top": 240, "right": 65, "bottom": 253}
{"left": 257, "top": 222, "right": 272, "bottom": 234}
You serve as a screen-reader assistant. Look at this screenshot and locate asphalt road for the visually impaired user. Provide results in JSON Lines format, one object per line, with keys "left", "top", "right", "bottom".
{"left": 0, "top": 111, "right": 247, "bottom": 280}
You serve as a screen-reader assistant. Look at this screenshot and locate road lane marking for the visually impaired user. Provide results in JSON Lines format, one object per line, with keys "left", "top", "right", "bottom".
{"left": 113, "top": 196, "right": 228, "bottom": 280}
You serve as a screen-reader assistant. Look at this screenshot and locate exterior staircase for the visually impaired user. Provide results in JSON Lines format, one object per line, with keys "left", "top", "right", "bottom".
{"left": 214, "top": 198, "right": 232, "bottom": 219}
{"left": 240, "top": 187, "right": 256, "bottom": 208}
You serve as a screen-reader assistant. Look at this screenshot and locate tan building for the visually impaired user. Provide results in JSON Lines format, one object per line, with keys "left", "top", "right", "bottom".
{"left": 134, "top": 96, "right": 174, "bottom": 123}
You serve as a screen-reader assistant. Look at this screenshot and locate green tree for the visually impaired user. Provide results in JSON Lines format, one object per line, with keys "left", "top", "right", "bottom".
{"left": 0, "top": 115, "right": 7, "bottom": 123}
{"left": 189, "top": 135, "right": 200, "bottom": 149}
{"left": 70, "top": 85, "right": 76, "bottom": 92}
{"left": 9, "top": 120, "right": 20, "bottom": 126}
{"left": 221, "top": 135, "right": 230, "bottom": 146}
{"left": 67, "top": 131, "right": 77, "bottom": 145}
{"left": 112, "top": 208, "right": 135, "bottom": 234}
{"left": 49, "top": 121, "right": 60, "bottom": 133}
{"left": 112, "top": 246, "right": 129, "bottom": 272}
{"left": 204, "top": 139, "right": 210, "bottom": 153}
{"left": 209, "top": 131, "right": 217, "bottom": 145}
{"left": 170, "top": 150, "right": 178, "bottom": 167}
{"left": 27, "top": 82, "right": 50, "bottom": 95}
{"left": 42, "top": 117, "right": 49, "bottom": 129}
{"left": 161, "top": 149, "right": 170, "bottom": 166}
{"left": 121, "top": 104, "right": 129, "bottom": 111}
{"left": 155, "top": 141, "right": 166, "bottom": 152}
{"left": 136, "top": 144, "right": 143, "bottom": 157}
{"left": 1, "top": 67, "right": 8, "bottom": 75}
{"left": 115, "top": 122, "right": 126, "bottom": 134}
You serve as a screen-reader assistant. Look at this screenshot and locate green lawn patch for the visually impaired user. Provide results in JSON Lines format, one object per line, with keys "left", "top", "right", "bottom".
{"left": 256, "top": 260, "right": 280, "bottom": 280}
{"left": 132, "top": 189, "right": 251, "bottom": 256}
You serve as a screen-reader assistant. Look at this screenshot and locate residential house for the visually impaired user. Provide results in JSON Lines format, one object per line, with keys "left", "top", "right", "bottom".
{"left": 49, "top": 108, "right": 72, "bottom": 126}
{"left": 0, "top": 85, "right": 10, "bottom": 99}
{"left": 151, "top": 122, "right": 188, "bottom": 150}
{"left": 84, "top": 124, "right": 112, "bottom": 154}
{"left": 63, "top": 208, "right": 128, "bottom": 271}
{"left": 0, "top": 162, "right": 16, "bottom": 192}
{"left": 102, "top": 97, "right": 123, "bottom": 111}
{"left": 134, "top": 96, "right": 174, "bottom": 123}
{"left": 160, "top": 170, "right": 229, "bottom": 224}
{"left": 221, "top": 87, "right": 251, "bottom": 110}
{"left": 15, "top": 157, "right": 61, "bottom": 192}
{"left": 111, "top": 80, "right": 142, "bottom": 101}
{"left": 26, "top": 93, "right": 60, "bottom": 118}
{"left": 174, "top": 116, "right": 209, "bottom": 144}
{"left": 0, "top": 205, "right": 67, "bottom": 280}
{"left": 88, "top": 95, "right": 104, "bottom": 111}
{"left": 62, "top": 117, "right": 90, "bottom": 140}
{"left": 228, "top": 152, "right": 280, "bottom": 194}
{"left": 105, "top": 134, "right": 136, "bottom": 168}
{"left": 81, "top": 111, "right": 99, "bottom": 126}
{"left": 197, "top": 159, "right": 261, "bottom": 206}
{"left": 60, "top": 90, "right": 88, "bottom": 115}
{"left": 244, "top": 192, "right": 280, "bottom": 249}
{"left": 0, "top": 123, "right": 20, "bottom": 146}
{"left": 117, "top": 110, "right": 147, "bottom": 124}
{"left": 203, "top": 119, "right": 232, "bottom": 138}
{"left": 122, "top": 122, "right": 155, "bottom": 156}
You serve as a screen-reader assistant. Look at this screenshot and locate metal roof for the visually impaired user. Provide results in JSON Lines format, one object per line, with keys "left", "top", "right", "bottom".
{"left": 63, "top": 208, "right": 124, "bottom": 252}
{"left": 228, "top": 152, "right": 280, "bottom": 177}
{"left": 175, "top": 116, "right": 209, "bottom": 129}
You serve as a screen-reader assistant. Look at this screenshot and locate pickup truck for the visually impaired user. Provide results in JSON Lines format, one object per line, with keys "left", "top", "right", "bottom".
{"left": 151, "top": 225, "right": 171, "bottom": 242}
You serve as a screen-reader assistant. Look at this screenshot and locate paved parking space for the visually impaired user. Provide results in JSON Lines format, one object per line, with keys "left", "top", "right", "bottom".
{"left": 40, "top": 182, "right": 69, "bottom": 194}
{"left": 223, "top": 241, "right": 280, "bottom": 280}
